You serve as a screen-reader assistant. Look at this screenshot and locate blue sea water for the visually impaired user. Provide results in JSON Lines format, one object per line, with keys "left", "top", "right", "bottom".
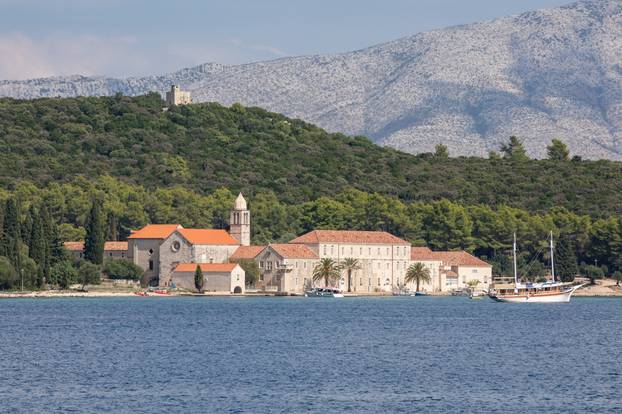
{"left": 0, "top": 296, "right": 621, "bottom": 413}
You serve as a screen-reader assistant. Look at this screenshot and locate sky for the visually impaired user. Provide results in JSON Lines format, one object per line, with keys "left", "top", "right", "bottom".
{"left": 0, "top": 0, "right": 572, "bottom": 80}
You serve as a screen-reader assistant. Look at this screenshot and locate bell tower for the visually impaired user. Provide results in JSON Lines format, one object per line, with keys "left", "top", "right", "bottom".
{"left": 230, "top": 193, "right": 250, "bottom": 246}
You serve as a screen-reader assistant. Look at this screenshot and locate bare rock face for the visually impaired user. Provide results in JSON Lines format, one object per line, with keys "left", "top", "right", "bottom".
{"left": 1, "top": 0, "right": 621, "bottom": 159}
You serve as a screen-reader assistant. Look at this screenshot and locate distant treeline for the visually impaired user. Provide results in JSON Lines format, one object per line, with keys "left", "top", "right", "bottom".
{"left": 1, "top": 94, "right": 622, "bottom": 217}
{"left": 1, "top": 177, "right": 621, "bottom": 283}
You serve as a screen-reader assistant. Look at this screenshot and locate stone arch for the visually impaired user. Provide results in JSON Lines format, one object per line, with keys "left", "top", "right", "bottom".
{"left": 233, "top": 286, "right": 242, "bottom": 294}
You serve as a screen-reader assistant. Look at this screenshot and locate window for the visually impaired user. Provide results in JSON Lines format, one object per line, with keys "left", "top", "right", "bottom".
{"left": 378, "top": 278, "right": 381, "bottom": 285}
{"left": 259, "top": 274, "right": 264, "bottom": 281}
{"left": 323, "top": 245, "right": 327, "bottom": 255}
{"left": 368, "top": 278, "right": 371, "bottom": 286}
{"left": 148, "top": 249, "right": 154, "bottom": 256}
{"left": 368, "top": 247, "right": 371, "bottom": 255}
{"left": 377, "top": 248, "right": 380, "bottom": 256}
{"left": 360, "top": 278, "right": 363, "bottom": 286}
{"left": 171, "top": 241, "right": 181, "bottom": 252}
{"left": 236, "top": 274, "right": 240, "bottom": 281}
{"left": 360, "top": 247, "right": 363, "bottom": 255}
{"left": 331, "top": 245, "right": 334, "bottom": 255}
{"left": 472, "top": 269, "right": 478, "bottom": 273}
{"left": 295, "top": 278, "right": 299, "bottom": 285}
{"left": 303, "top": 261, "right": 307, "bottom": 269}
{"left": 350, "top": 247, "right": 353, "bottom": 255}
{"left": 259, "top": 261, "right": 264, "bottom": 268}
{"left": 267, "top": 261, "right": 273, "bottom": 270}
{"left": 341, "top": 247, "right": 344, "bottom": 255}
{"left": 149, "top": 260, "right": 153, "bottom": 271}
{"left": 387, "top": 248, "right": 390, "bottom": 256}
{"left": 109, "top": 252, "right": 113, "bottom": 257}
{"left": 121, "top": 252, "right": 125, "bottom": 258}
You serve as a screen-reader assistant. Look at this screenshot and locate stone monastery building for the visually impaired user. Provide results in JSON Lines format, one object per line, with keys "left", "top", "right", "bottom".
{"left": 66, "top": 193, "right": 491, "bottom": 294}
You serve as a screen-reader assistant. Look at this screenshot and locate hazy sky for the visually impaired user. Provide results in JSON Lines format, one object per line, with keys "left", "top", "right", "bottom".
{"left": 0, "top": 0, "right": 572, "bottom": 80}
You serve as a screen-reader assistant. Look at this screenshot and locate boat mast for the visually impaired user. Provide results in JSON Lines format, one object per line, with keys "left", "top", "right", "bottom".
{"left": 550, "top": 231, "right": 555, "bottom": 282}
{"left": 513, "top": 233, "right": 518, "bottom": 287}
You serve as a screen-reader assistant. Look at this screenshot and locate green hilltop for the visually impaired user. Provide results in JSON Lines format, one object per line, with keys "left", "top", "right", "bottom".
{"left": 1, "top": 92, "right": 622, "bottom": 216}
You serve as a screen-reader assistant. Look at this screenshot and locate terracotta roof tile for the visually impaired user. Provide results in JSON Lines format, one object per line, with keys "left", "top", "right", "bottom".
{"left": 128, "top": 224, "right": 181, "bottom": 239}
{"left": 64, "top": 241, "right": 84, "bottom": 251}
{"left": 410, "top": 247, "right": 437, "bottom": 261}
{"left": 270, "top": 244, "right": 318, "bottom": 259}
{"left": 173, "top": 263, "right": 239, "bottom": 273}
{"left": 231, "top": 246, "right": 266, "bottom": 260}
{"left": 64, "top": 241, "right": 128, "bottom": 252}
{"left": 414, "top": 250, "right": 491, "bottom": 267}
{"left": 177, "top": 228, "right": 239, "bottom": 245}
{"left": 104, "top": 241, "right": 128, "bottom": 251}
{"left": 290, "top": 230, "right": 409, "bottom": 245}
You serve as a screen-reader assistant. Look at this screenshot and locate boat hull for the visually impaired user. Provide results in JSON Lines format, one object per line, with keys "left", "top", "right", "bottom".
{"left": 489, "top": 284, "right": 584, "bottom": 303}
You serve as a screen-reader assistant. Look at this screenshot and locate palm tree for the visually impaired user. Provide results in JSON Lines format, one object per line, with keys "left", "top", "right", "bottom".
{"left": 340, "top": 258, "right": 361, "bottom": 293}
{"left": 405, "top": 262, "right": 431, "bottom": 292}
{"left": 312, "top": 258, "right": 341, "bottom": 287}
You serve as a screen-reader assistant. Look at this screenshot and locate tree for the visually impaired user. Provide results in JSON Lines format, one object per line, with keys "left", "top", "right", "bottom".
{"left": 102, "top": 258, "right": 144, "bottom": 280}
{"left": 29, "top": 210, "right": 47, "bottom": 287}
{"left": 0, "top": 256, "right": 18, "bottom": 290}
{"left": 232, "top": 259, "right": 259, "bottom": 287}
{"left": 434, "top": 144, "right": 449, "bottom": 158}
{"left": 547, "top": 139, "right": 570, "bottom": 161}
{"left": 312, "top": 258, "right": 341, "bottom": 287}
{"left": 405, "top": 262, "right": 431, "bottom": 292}
{"left": 612, "top": 271, "right": 622, "bottom": 287}
{"left": 582, "top": 264, "right": 604, "bottom": 285}
{"left": 50, "top": 261, "right": 77, "bottom": 289}
{"left": 84, "top": 199, "right": 105, "bottom": 264}
{"left": 340, "top": 258, "right": 361, "bottom": 293}
{"left": 77, "top": 261, "right": 101, "bottom": 290}
{"left": 500, "top": 136, "right": 529, "bottom": 161}
{"left": 555, "top": 234, "right": 578, "bottom": 282}
{"left": 1, "top": 199, "right": 21, "bottom": 269}
{"left": 194, "top": 265, "right": 204, "bottom": 293}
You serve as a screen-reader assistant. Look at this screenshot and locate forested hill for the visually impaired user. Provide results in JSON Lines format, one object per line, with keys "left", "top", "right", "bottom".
{"left": 2, "top": 93, "right": 622, "bottom": 217}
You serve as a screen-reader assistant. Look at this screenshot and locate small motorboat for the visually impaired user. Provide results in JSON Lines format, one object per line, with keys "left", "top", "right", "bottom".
{"left": 414, "top": 291, "right": 428, "bottom": 296}
{"left": 304, "top": 288, "right": 344, "bottom": 298}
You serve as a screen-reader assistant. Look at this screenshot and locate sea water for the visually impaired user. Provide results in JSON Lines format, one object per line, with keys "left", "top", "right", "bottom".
{"left": 0, "top": 296, "right": 620, "bottom": 413}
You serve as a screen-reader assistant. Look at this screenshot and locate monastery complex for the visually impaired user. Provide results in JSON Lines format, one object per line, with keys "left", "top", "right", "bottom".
{"left": 66, "top": 193, "right": 491, "bottom": 294}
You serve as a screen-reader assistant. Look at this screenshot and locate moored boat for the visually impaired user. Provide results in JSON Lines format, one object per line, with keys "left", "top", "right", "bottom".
{"left": 304, "top": 287, "right": 344, "bottom": 298}
{"left": 488, "top": 232, "right": 585, "bottom": 303}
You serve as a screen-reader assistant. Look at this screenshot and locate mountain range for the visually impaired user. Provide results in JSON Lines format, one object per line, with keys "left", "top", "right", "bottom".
{"left": 1, "top": 0, "right": 621, "bottom": 159}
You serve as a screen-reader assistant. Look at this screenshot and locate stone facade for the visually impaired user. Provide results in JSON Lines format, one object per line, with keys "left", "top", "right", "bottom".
{"left": 172, "top": 263, "right": 245, "bottom": 293}
{"left": 165, "top": 85, "right": 192, "bottom": 106}
{"left": 229, "top": 193, "right": 250, "bottom": 246}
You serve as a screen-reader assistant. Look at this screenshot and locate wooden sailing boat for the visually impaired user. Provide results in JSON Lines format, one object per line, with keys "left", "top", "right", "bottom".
{"left": 488, "top": 232, "right": 585, "bottom": 303}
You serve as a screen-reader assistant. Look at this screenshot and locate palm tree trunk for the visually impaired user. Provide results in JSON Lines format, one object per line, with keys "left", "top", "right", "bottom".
{"left": 347, "top": 270, "right": 352, "bottom": 292}
{"left": 416, "top": 279, "right": 420, "bottom": 292}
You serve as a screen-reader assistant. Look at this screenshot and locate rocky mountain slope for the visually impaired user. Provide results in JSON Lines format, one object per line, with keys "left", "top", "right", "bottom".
{"left": 1, "top": 0, "right": 621, "bottom": 159}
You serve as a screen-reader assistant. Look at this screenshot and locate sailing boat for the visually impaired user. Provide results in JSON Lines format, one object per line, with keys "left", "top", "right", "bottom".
{"left": 488, "top": 232, "right": 585, "bottom": 303}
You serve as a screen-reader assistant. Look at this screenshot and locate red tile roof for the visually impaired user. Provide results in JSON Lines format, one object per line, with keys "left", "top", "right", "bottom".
{"left": 64, "top": 241, "right": 128, "bottom": 252}
{"left": 177, "top": 228, "right": 239, "bottom": 245}
{"left": 64, "top": 241, "right": 84, "bottom": 251}
{"left": 410, "top": 247, "right": 436, "bottom": 261}
{"left": 173, "top": 263, "right": 239, "bottom": 273}
{"left": 128, "top": 224, "right": 181, "bottom": 239}
{"left": 104, "top": 241, "right": 128, "bottom": 251}
{"left": 231, "top": 246, "right": 266, "bottom": 260}
{"left": 290, "top": 230, "right": 409, "bottom": 245}
{"left": 411, "top": 249, "right": 491, "bottom": 267}
{"left": 269, "top": 244, "right": 318, "bottom": 259}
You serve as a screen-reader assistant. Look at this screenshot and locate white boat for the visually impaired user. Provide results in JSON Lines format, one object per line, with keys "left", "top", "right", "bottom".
{"left": 488, "top": 232, "right": 586, "bottom": 303}
{"left": 304, "top": 288, "right": 344, "bottom": 298}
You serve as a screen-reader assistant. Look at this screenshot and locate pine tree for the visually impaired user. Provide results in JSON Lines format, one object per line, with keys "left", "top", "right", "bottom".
{"left": 500, "top": 136, "right": 529, "bottom": 161}
{"left": 21, "top": 205, "right": 35, "bottom": 248}
{"left": 547, "top": 139, "right": 570, "bottom": 161}
{"left": 434, "top": 144, "right": 449, "bottom": 158}
{"left": 555, "top": 234, "right": 578, "bottom": 282}
{"left": 194, "top": 265, "right": 204, "bottom": 293}
{"left": 84, "top": 199, "right": 105, "bottom": 265}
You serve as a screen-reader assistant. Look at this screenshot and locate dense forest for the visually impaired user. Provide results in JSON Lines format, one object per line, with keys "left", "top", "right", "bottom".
{"left": 1, "top": 93, "right": 622, "bottom": 288}
{"left": 2, "top": 93, "right": 622, "bottom": 217}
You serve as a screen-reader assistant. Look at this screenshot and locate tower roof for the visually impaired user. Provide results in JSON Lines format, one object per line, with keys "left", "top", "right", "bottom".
{"left": 234, "top": 193, "right": 247, "bottom": 210}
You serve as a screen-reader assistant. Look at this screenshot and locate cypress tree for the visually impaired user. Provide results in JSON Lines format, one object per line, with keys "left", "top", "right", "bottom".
{"left": 555, "top": 234, "right": 578, "bottom": 282}
{"left": 1, "top": 199, "right": 21, "bottom": 268}
{"left": 21, "top": 205, "right": 35, "bottom": 248}
{"left": 29, "top": 210, "right": 46, "bottom": 287}
{"left": 106, "top": 212, "right": 118, "bottom": 241}
{"left": 84, "top": 199, "right": 105, "bottom": 265}
{"left": 194, "top": 265, "right": 204, "bottom": 293}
